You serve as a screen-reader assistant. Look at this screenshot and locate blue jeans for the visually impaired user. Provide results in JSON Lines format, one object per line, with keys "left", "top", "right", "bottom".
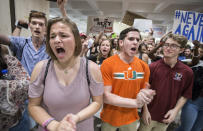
{"left": 9, "top": 107, "right": 30, "bottom": 131}
{"left": 176, "top": 97, "right": 203, "bottom": 131}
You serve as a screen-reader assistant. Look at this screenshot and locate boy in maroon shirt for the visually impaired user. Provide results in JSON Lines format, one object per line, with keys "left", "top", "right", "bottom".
{"left": 139, "top": 33, "right": 194, "bottom": 131}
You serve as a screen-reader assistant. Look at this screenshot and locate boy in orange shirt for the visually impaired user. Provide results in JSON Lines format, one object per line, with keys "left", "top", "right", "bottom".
{"left": 100, "top": 27, "right": 156, "bottom": 131}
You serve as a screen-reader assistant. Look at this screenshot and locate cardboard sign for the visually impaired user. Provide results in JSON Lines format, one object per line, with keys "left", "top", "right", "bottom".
{"left": 172, "top": 10, "right": 203, "bottom": 43}
{"left": 89, "top": 17, "right": 114, "bottom": 33}
{"left": 133, "top": 19, "right": 152, "bottom": 32}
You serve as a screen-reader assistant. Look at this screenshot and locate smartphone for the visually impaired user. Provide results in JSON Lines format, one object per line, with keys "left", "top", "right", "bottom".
{"left": 18, "top": 22, "right": 28, "bottom": 29}
{"left": 15, "top": 20, "right": 28, "bottom": 29}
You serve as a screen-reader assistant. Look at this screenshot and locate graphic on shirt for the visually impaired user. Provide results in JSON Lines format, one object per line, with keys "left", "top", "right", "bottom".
{"left": 114, "top": 71, "right": 144, "bottom": 80}
{"left": 128, "top": 66, "right": 132, "bottom": 70}
{"left": 173, "top": 72, "right": 182, "bottom": 81}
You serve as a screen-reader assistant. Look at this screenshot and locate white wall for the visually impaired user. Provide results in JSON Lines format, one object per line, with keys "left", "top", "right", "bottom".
{"left": 0, "top": 0, "right": 12, "bottom": 35}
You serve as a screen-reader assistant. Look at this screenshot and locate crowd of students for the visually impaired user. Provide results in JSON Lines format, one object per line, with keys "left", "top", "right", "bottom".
{"left": 0, "top": 0, "right": 203, "bottom": 131}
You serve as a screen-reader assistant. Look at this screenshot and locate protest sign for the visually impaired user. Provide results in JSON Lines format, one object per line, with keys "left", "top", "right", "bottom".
{"left": 152, "top": 25, "right": 166, "bottom": 38}
{"left": 133, "top": 19, "right": 152, "bottom": 32}
{"left": 172, "top": 10, "right": 203, "bottom": 43}
{"left": 89, "top": 17, "right": 114, "bottom": 33}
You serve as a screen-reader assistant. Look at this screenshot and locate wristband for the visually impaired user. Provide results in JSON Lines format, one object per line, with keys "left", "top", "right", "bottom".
{"left": 42, "top": 118, "right": 55, "bottom": 131}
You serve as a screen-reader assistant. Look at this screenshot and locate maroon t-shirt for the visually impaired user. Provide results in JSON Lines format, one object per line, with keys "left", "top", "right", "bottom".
{"left": 148, "top": 59, "right": 193, "bottom": 123}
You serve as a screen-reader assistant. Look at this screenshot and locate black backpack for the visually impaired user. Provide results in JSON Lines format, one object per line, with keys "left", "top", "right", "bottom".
{"left": 191, "top": 66, "right": 203, "bottom": 100}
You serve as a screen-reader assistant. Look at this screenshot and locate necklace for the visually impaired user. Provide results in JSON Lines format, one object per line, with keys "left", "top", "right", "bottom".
{"left": 64, "top": 69, "right": 68, "bottom": 74}
{"left": 56, "top": 57, "right": 79, "bottom": 75}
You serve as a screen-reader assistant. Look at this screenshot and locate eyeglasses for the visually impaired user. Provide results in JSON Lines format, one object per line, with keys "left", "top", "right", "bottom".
{"left": 163, "top": 43, "right": 181, "bottom": 49}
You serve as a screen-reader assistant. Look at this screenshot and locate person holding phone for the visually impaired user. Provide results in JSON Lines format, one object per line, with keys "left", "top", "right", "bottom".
{"left": 0, "top": 11, "right": 49, "bottom": 76}
{"left": 12, "top": 20, "right": 29, "bottom": 37}
{"left": 2, "top": 0, "right": 68, "bottom": 76}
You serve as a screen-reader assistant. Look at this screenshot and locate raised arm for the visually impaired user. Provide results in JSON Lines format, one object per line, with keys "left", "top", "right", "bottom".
{"left": 148, "top": 41, "right": 163, "bottom": 61}
{"left": 57, "top": 0, "right": 68, "bottom": 18}
{"left": 12, "top": 27, "right": 21, "bottom": 37}
{"left": 12, "top": 20, "right": 28, "bottom": 36}
{"left": 94, "top": 32, "right": 104, "bottom": 44}
{"left": 148, "top": 31, "right": 171, "bottom": 61}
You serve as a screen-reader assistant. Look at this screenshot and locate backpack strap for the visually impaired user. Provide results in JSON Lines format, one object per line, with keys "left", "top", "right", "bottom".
{"left": 86, "top": 58, "right": 90, "bottom": 86}
{"left": 43, "top": 58, "right": 90, "bottom": 86}
{"left": 13, "top": 38, "right": 28, "bottom": 60}
{"left": 43, "top": 59, "right": 51, "bottom": 85}
{"left": 23, "top": 39, "right": 28, "bottom": 49}
{"left": 21, "top": 39, "right": 28, "bottom": 56}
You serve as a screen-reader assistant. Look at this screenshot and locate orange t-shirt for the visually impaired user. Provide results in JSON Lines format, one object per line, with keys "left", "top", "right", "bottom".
{"left": 100, "top": 55, "right": 150, "bottom": 126}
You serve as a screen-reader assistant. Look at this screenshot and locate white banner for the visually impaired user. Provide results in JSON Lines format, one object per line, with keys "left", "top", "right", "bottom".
{"left": 172, "top": 10, "right": 203, "bottom": 43}
{"left": 133, "top": 19, "right": 152, "bottom": 32}
{"left": 152, "top": 26, "right": 167, "bottom": 38}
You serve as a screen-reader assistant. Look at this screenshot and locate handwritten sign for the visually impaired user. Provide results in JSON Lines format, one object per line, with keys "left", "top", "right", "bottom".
{"left": 172, "top": 10, "right": 203, "bottom": 43}
{"left": 90, "top": 17, "right": 114, "bottom": 33}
